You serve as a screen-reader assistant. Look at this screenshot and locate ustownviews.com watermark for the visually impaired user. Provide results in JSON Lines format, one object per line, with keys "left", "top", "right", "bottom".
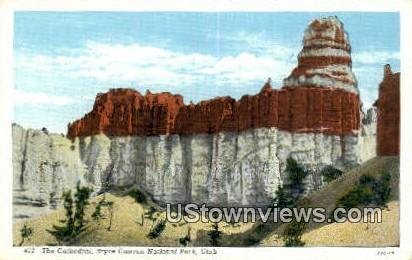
{"left": 166, "top": 204, "right": 382, "bottom": 224}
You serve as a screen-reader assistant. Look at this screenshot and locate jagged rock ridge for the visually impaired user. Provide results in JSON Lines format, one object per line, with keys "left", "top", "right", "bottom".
{"left": 68, "top": 84, "right": 360, "bottom": 138}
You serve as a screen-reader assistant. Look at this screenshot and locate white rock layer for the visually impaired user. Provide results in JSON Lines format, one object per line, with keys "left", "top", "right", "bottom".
{"left": 12, "top": 120, "right": 377, "bottom": 219}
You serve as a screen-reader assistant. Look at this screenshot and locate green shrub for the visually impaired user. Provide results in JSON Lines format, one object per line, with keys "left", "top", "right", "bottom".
{"left": 179, "top": 226, "right": 191, "bottom": 246}
{"left": 73, "top": 182, "right": 93, "bottom": 231}
{"left": 336, "top": 171, "right": 392, "bottom": 210}
{"left": 19, "top": 224, "right": 33, "bottom": 246}
{"left": 147, "top": 219, "right": 166, "bottom": 239}
{"left": 286, "top": 157, "right": 308, "bottom": 190}
{"left": 274, "top": 184, "right": 293, "bottom": 208}
{"left": 208, "top": 222, "right": 222, "bottom": 246}
{"left": 128, "top": 189, "right": 147, "bottom": 204}
{"left": 92, "top": 196, "right": 106, "bottom": 222}
{"left": 47, "top": 182, "right": 93, "bottom": 245}
{"left": 321, "top": 165, "right": 343, "bottom": 183}
{"left": 283, "top": 219, "right": 305, "bottom": 247}
{"left": 144, "top": 206, "right": 158, "bottom": 221}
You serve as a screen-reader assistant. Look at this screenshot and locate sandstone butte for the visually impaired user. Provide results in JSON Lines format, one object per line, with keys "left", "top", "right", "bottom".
{"left": 375, "top": 65, "right": 400, "bottom": 156}
{"left": 67, "top": 17, "right": 362, "bottom": 139}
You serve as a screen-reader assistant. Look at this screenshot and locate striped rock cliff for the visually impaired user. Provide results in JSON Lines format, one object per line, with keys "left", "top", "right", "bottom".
{"left": 13, "top": 17, "right": 377, "bottom": 218}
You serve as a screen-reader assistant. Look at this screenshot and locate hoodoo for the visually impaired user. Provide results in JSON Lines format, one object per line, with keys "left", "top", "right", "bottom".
{"left": 375, "top": 64, "right": 400, "bottom": 156}
{"left": 283, "top": 16, "right": 358, "bottom": 93}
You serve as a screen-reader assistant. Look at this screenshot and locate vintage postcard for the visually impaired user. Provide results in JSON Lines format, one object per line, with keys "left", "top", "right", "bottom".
{"left": 0, "top": 0, "right": 411, "bottom": 259}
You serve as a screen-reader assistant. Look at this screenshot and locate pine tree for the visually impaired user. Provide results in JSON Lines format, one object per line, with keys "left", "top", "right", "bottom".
{"left": 92, "top": 196, "right": 105, "bottom": 223}
{"left": 274, "top": 184, "right": 291, "bottom": 208}
{"left": 282, "top": 218, "right": 306, "bottom": 247}
{"left": 208, "top": 222, "right": 222, "bottom": 246}
{"left": 19, "top": 224, "right": 33, "bottom": 246}
{"left": 62, "top": 190, "right": 75, "bottom": 235}
{"left": 106, "top": 201, "right": 114, "bottom": 231}
{"left": 73, "top": 182, "right": 93, "bottom": 231}
{"left": 47, "top": 183, "right": 92, "bottom": 245}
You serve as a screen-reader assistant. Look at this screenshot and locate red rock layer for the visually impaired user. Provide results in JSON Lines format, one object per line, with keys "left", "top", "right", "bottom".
{"left": 67, "top": 88, "right": 184, "bottom": 137}
{"left": 375, "top": 65, "right": 400, "bottom": 156}
{"left": 67, "top": 83, "right": 360, "bottom": 138}
{"left": 283, "top": 17, "right": 358, "bottom": 93}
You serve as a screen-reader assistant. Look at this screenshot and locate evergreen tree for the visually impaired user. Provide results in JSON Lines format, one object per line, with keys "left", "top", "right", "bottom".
{"left": 62, "top": 190, "right": 75, "bottom": 235}
{"left": 73, "top": 182, "right": 93, "bottom": 231}
{"left": 208, "top": 222, "right": 222, "bottom": 247}
{"left": 286, "top": 157, "right": 308, "bottom": 188}
{"left": 19, "top": 224, "right": 33, "bottom": 246}
{"left": 283, "top": 218, "right": 306, "bottom": 247}
{"left": 47, "top": 183, "right": 92, "bottom": 245}
{"left": 274, "top": 184, "right": 291, "bottom": 208}
{"left": 92, "top": 196, "right": 106, "bottom": 223}
{"left": 106, "top": 201, "right": 114, "bottom": 231}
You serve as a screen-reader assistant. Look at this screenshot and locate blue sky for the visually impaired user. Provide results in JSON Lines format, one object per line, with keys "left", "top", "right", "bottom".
{"left": 14, "top": 12, "right": 400, "bottom": 133}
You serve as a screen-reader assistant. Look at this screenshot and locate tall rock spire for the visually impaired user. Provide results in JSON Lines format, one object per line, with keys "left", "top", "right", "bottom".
{"left": 283, "top": 16, "right": 358, "bottom": 94}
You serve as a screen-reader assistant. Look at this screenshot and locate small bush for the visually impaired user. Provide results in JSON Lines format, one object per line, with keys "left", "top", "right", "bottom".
{"left": 144, "top": 206, "right": 157, "bottom": 221}
{"left": 274, "top": 184, "right": 293, "bottom": 208}
{"left": 375, "top": 170, "right": 392, "bottom": 206}
{"left": 128, "top": 189, "right": 147, "bottom": 204}
{"left": 147, "top": 219, "right": 166, "bottom": 239}
{"left": 283, "top": 219, "right": 305, "bottom": 247}
{"left": 286, "top": 157, "right": 308, "bottom": 188}
{"left": 321, "top": 165, "right": 343, "bottom": 183}
{"left": 41, "top": 127, "right": 49, "bottom": 135}
{"left": 92, "top": 197, "right": 106, "bottom": 222}
{"left": 19, "top": 224, "right": 33, "bottom": 246}
{"left": 47, "top": 182, "right": 92, "bottom": 245}
{"left": 208, "top": 222, "right": 222, "bottom": 246}
{"left": 336, "top": 171, "right": 392, "bottom": 210}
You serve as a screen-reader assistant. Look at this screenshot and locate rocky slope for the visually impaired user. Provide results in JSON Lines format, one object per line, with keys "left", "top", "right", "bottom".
{"left": 13, "top": 17, "right": 380, "bottom": 218}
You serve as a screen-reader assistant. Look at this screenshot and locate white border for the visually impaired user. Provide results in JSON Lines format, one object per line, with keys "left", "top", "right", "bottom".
{"left": 1, "top": 0, "right": 411, "bottom": 259}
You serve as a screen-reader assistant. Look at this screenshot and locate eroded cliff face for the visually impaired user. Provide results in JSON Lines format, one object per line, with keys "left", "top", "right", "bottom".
{"left": 13, "top": 123, "right": 371, "bottom": 212}
{"left": 12, "top": 124, "right": 86, "bottom": 219}
{"left": 375, "top": 65, "right": 400, "bottom": 156}
{"left": 13, "top": 17, "right": 378, "bottom": 218}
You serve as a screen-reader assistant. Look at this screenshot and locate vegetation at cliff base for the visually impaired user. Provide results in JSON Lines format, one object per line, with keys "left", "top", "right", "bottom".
{"left": 12, "top": 157, "right": 399, "bottom": 248}
{"left": 47, "top": 182, "right": 93, "bottom": 245}
{"left": 208, "top": 222, "right": 222, "bottom": 246}
{"left": 321, "top": 165, "right": 343, "bottom": 183}
{"left": 147, "top": 219, "right": 167, "bottom": 239}
{"left": 128, "top": 188, "right": 147, "bottom": 204}
{"left": 336, "top": 170, "right": 392, "bottom": 210}
{"left": 19, "top": 224, "right": 33, "bottom": 246}
{"left": 282, "top": 219, "right": 306, "bottom": 247}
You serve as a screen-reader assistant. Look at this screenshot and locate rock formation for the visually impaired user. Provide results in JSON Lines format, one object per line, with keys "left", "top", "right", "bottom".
{"left": 12, "top": 124, "right": 85, "bottom": 219}
{"left": 374, "top": 65, "right": 400, "bottom": 156}
{"left": 13, "top": 17, "right": 379, "bottom": 217}
{"left": 68, "top": 84, "right": 360, "bottom": 138}
{"left": 283, "top": 16, "right": 358, "bottom": 94}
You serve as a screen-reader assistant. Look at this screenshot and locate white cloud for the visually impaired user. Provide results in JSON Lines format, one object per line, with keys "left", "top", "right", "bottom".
{"left": 14, "top": 40, "right": 399, "bottom": 111}
{"left": 15, "top": 41, "right": 295, "bottom": 91}
{"left": 13, "top": 89, "right": 77, "bottom": 106}
{"left": 353, "top": 51, "right": 399, "bottom": 64}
